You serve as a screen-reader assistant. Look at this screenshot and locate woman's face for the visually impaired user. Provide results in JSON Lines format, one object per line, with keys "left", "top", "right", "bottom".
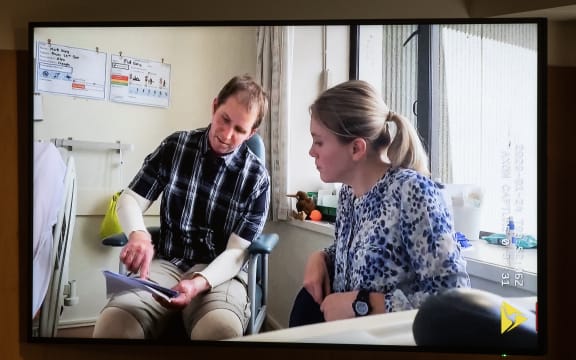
{"left": 309, "top": 116, "right": 354, "bottom": 183}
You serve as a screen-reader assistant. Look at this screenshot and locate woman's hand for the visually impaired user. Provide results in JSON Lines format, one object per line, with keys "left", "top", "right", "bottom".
{"left": 320, "top": 291, "right": 386, "bottom": 321}
{"left": 154, "top": 275, "right": 210, "bottom": 309}
{"left": 302, "top": 250, "right": 331, "bottom": 304}
{"left": 320, "top": 291, "right": 357, "bottom": 321}
{"left": 120, "top": 230, "right": 154, "bottom": 279}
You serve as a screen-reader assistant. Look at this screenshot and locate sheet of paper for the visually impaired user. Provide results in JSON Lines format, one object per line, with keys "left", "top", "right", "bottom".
{"left": 109, "top": 54, "right": 171, "bottom": 108}
{"left": 102, "top": 270, "right": 179, "bottom": 301}
{"left": 35, "top": 41, "right": 107, "bottom": 100}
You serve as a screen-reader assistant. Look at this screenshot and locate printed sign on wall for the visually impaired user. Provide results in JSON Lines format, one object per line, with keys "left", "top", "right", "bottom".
{"left": 109, "top": 54, "right": 171, "bottom": 108}
{"left": 35, "top": 41, "right": 107, "bottom": 100}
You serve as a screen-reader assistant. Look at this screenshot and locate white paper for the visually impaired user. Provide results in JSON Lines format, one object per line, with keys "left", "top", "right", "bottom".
{"left": 109, "top": 54, "right": 171, "bottom": 108}
{"left": 35, "top": 41, "right": 107, "bottom": 100}
{"left": 102, "top": 270, "right": 179, "bottom": 302}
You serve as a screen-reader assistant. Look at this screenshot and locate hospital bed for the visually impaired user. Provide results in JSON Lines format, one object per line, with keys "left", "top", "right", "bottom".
{"left": 32, "top": 142, "right": 79, "bottom": 337}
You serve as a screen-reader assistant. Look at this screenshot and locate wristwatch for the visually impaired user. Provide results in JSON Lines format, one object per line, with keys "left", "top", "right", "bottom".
{"left": 352, "top": 289, "right": 372, "bottom": 316}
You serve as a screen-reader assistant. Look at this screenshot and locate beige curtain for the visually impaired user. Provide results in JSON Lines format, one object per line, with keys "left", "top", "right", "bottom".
{"left": 256, "top": 26, "right": 294, "bottom": 221}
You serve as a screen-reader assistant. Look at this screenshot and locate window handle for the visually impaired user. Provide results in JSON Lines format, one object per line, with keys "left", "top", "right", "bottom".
{"left": 403, "top": 29, "right": 419, "bottom": 47}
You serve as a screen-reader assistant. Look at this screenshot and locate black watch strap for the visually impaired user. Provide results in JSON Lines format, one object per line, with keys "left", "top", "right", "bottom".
{"left": 353, "top": 289, "right": 372, "bottom": 316}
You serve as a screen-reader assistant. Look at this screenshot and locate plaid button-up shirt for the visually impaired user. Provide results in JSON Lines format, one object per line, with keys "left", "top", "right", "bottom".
{"left": 129, "top": 127, "right": 270, "bottom": 270}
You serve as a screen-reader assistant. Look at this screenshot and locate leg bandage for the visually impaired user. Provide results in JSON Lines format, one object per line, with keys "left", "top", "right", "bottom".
{"left": 92, "top": 307, "right": 145, "bottom": 339}
{"left": 189, "top": 308, "right": 243, "bottom": 340}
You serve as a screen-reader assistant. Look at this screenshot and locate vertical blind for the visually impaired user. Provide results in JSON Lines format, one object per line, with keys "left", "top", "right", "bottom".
{"left": 359, "top": 23, "right": 538, "bottom": 237}
{"left": 359, "top": 25, "right": 418, "bottom": 125}
{"left": 439, "top": 24, "right": 538, "bottom": 236}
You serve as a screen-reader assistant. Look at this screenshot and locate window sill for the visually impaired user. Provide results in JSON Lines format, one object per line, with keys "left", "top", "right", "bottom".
{"left": 461, "top": 240, "right": 538, "bottom": 293}
{"left": 287, "top": 219, "right": 334, "bottom": 237}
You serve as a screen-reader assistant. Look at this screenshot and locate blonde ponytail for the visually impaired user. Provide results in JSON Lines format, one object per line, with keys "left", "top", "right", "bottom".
{"left": 311, "top": 80, "right": 430, "bottom": 177}
{"left": 386, "top": 112, "right": 430, "bottom": 177}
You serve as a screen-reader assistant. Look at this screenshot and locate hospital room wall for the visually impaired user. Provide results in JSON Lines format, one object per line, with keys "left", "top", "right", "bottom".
{"left": 32, "top": 26, "right": 259, "bottom": 326}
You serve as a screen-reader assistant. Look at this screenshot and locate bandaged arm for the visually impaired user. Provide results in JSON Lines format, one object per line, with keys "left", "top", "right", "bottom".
{"left": 117, "top": 188, "right": 250, "bottom": 289}
{"left": 116, "top": 188, "right": 152, "bottom": 237}
{"left": 192, "top": 233, "right": 250, "bottom": 289}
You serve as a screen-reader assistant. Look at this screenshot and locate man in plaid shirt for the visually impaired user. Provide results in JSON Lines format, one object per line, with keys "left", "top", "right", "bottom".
{"left": 93, "top": 75, "right": 270, "bottom": 340}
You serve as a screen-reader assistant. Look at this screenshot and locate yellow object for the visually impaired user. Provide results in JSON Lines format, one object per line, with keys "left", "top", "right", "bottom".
{"left": 501, "top": 301, "right": 527, "bottom": 334}
{"left": 99, "top": 191, "right": 124, "bottom": 239}
{"left": 309, "top": 209, "right": 322, "bottom": 221}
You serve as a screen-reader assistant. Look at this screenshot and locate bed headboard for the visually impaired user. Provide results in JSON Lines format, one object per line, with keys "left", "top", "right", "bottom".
{"left": 36, "top": 151, "right": 78, "bottom": 337}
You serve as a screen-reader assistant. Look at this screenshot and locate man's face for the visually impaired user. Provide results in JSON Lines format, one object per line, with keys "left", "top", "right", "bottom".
{"left": 208, "top": 93, "right": 258, "bottom": 155}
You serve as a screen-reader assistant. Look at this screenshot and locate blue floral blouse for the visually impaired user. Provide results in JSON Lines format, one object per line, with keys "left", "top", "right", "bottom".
{"left": 324, "top": 167, "right": 471, "bottom": 313}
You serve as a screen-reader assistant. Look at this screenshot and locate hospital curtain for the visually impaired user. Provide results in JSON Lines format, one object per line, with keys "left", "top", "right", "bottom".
{"left": 256, "top": 26, "right": 294, "bottom": 221}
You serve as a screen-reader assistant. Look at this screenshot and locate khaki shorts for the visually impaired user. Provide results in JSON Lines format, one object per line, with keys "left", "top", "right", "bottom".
{"left": 103, "top": 259, "right": 251, "bottom": 339}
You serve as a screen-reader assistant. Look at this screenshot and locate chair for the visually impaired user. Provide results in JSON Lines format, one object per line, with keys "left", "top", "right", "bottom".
{"left": 102, "top": 133, "right": 278, "bottom": 336}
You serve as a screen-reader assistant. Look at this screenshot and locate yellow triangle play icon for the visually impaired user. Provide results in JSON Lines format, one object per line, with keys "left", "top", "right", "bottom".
{"left": 501, "top": 301, "right": 528, "bottom": 334}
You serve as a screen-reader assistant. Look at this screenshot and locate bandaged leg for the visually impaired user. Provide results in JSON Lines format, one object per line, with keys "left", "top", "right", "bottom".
{"left": 93, "top": 260, "right": 182, "bottom": 339}
{"left": 183, "top": 265, "right": 250, "bottom": 340}
{"left": 189, "top": 308, "right": 243, "bottom": 340}
{"left": 92, "top": 307, "right": 144, "bottom": 339}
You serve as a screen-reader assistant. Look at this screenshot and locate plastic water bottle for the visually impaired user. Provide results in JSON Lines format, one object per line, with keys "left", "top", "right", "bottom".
{"left": 505, "top": 216, "right": 516, "bottom": 248}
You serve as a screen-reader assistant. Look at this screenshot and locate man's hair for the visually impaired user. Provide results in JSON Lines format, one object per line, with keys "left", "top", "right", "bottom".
{"left": 216, "top": 74, "right": 269, "bottom": 130}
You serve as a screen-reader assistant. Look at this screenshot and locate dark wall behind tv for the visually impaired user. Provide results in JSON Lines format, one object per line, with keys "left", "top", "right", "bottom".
{"left": 2, "top": 1, "right": 576, "bottom": 360}
{"left": 1, "top": 0, "right": 473, "bottom": 50}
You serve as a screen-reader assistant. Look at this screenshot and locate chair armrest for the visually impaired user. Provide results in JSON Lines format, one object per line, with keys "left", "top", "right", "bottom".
{"left": 102, "top": 233, "right": 128, "bottom": 247}
{"left": 248, "top": 233, "right": 279, "bottom": 255}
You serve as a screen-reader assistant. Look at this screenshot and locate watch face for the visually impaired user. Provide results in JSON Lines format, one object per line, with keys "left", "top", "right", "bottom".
{"left": 354, "top": 301, "right": 369, "bottom": 316}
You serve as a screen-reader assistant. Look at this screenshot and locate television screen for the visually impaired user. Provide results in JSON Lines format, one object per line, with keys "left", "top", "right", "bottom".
{"left": 27, "top": 18, "right": 546, "bottom": 356}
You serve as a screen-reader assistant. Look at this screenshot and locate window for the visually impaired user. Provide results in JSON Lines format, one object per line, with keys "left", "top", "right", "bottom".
{"left": 357, "top": 24, "right": 419, "bottom": 126}
{"left": 356, "top": 23, "right": 538, "bottom": 238}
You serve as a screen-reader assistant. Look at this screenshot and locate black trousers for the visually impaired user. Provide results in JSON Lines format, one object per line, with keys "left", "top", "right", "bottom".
{"left": 288, "top": 287, "right": 325, "bottom": 327}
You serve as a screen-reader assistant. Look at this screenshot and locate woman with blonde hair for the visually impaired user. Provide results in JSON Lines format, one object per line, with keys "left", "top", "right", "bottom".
{"left": 289, "top": 80, "right": 470, "bottom": 326}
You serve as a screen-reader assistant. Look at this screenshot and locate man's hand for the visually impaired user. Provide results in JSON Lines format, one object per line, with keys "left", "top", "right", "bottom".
{"left": 120, "top": 230, "right": 154, "bottom": 279}
{"left": 154, "top": 275, "right": 210, "bottom": 309}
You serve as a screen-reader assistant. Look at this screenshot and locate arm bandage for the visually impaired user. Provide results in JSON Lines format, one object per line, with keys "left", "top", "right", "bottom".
{"left": 194, "top": 233, "right": 250, "bottom": 289}
{"left": 116, "top": 188, "right": 152, "bottom": 237}
{"left": 118, "top": 189, "right": 250, "bottom": 288}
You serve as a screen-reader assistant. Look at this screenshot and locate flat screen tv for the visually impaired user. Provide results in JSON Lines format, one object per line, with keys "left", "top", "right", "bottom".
{"left": 27, "top": 18, "right": 547, "bottom": 357}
